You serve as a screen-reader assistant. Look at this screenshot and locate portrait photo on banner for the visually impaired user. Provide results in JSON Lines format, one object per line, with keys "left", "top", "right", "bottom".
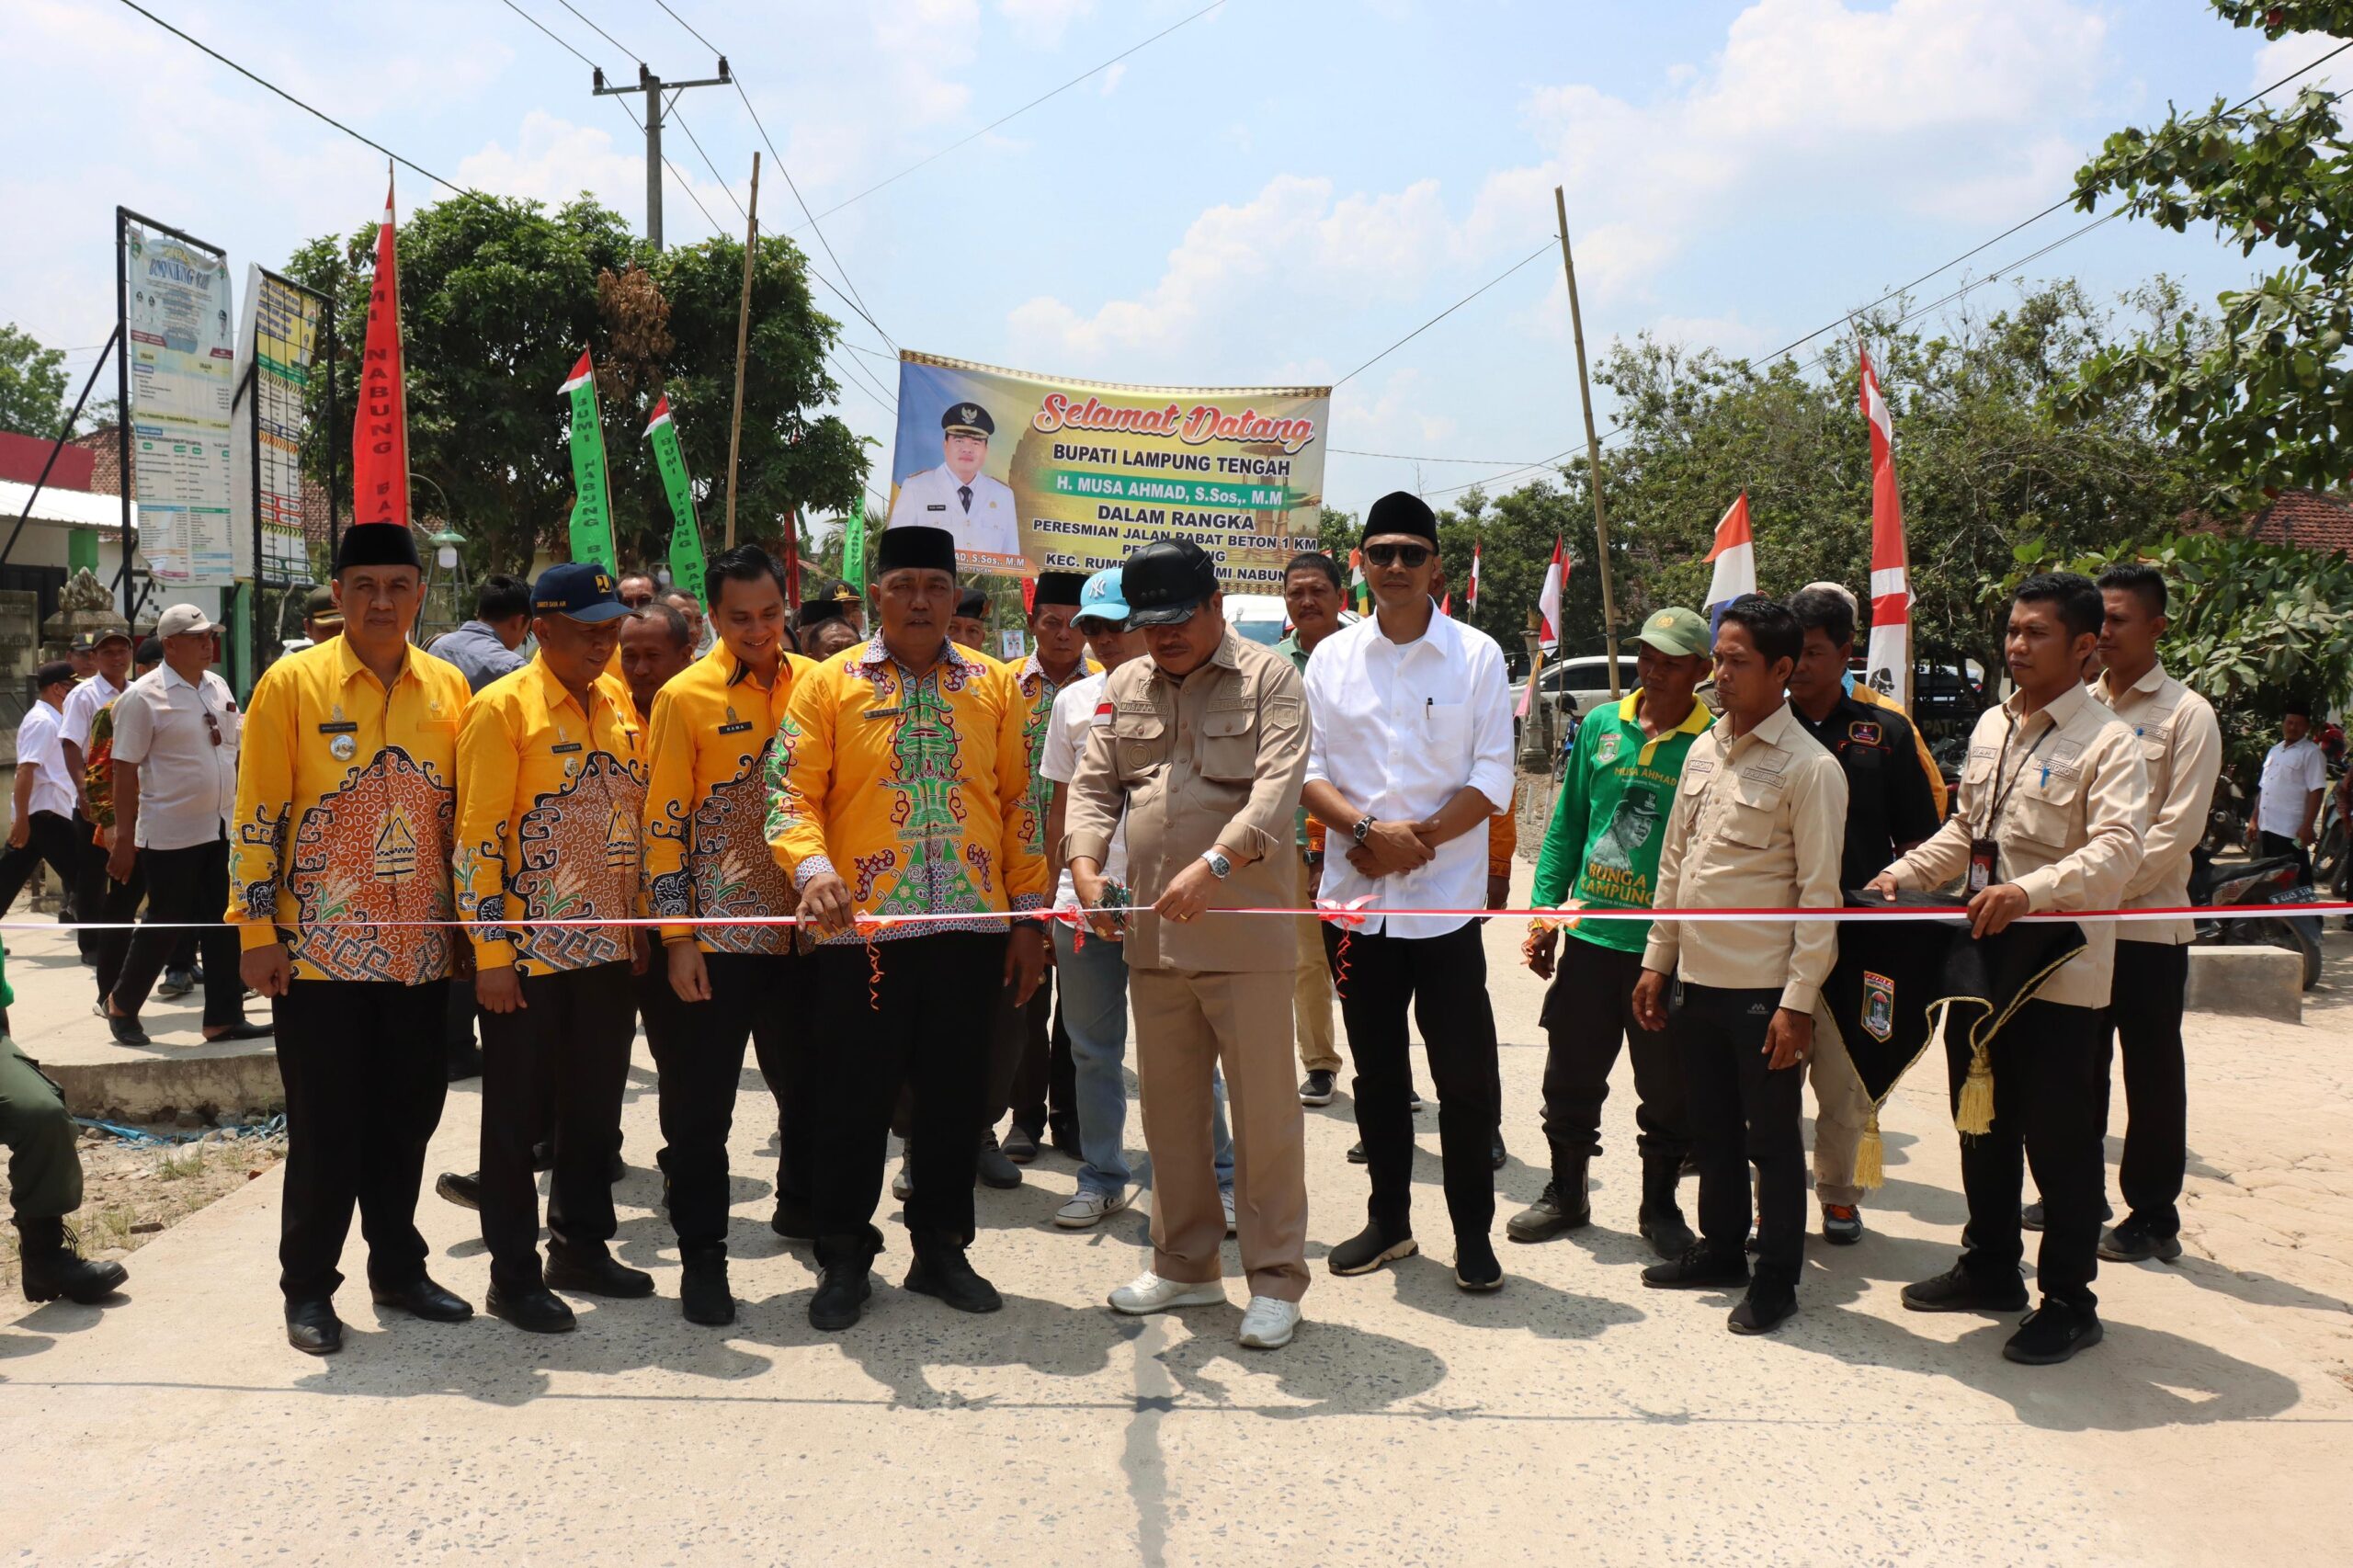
{"left": 884, "top": 352, "right": 1332, "bottom": 589}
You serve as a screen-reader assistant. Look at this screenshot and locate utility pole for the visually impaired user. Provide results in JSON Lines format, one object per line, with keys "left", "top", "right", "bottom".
{"left": 1555, "top": 185, "right": 1624, "bottom": 700}
{"left": 593, "top": 58, "right": 731, "bottom": 251}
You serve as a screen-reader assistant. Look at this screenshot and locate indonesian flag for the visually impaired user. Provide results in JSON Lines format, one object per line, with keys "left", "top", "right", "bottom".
{"left": 558, "top": 352, "right": 594, "bottom": 395}
{"left": 1347, "top": 548, "right": 1369, "bottom": 614}
{"left": 1860, "top": 351, "right": 1910, "bottom": 699}
{"left": 1438, "top": 590, "right": 1452, "bottom": 617}
{"left": 1535, "top": 535, "right": 1565, "bottom": 654}
{"left": 1703, "top": 491, "right": 1756, "bottom": 628}
{"left": 351, "top": 173, "right": 409, "bottom": 527}
{"left": 1467, "top": 540, "right": 1482, "bottom": 610}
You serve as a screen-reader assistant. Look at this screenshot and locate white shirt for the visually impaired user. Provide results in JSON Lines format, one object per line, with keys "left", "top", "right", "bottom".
{"left": 1302, "top": 602, "right": 1516, "bottom": 937}
{"left": 1040, "top": 671, "right": 1126, "bottom": 909}
{"left": 108, "top": 665, "right": 240, "bottom": 850}
{"left": 14, "top": 700, "right": 77, "bottom": 820}
{"left": 60, "top": 669, "right": 125, "bottom": 752}
{"left": 2256, "top": 735, "right": 2329, "bottom": 837}
{"left": 887, "top": 462, "right": 1022, "bottom": 562}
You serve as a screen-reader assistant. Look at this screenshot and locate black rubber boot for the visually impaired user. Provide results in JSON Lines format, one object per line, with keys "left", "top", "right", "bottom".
{"left": 810, "top": 1225, "right": 883, "bottom": 1332}
{"left": 904, "top": 1230, "right": 1003, "bottom": 1314}
{"left": 16, "top": 1216, "right": 128, "bottom": 1305}
{"left": 1637, "top": 1156, "right": 1696, "bottom": 1260}
{"left": 679, "top": 1246, "right": 735, "bottom": 1327}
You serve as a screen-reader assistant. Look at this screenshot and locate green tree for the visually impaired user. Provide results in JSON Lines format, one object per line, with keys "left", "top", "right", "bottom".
{"left": 0, "top": 324, "right": 68, "bottom": 438}
{"left": 2063, "top": 1, "right": 2353, "bottom": 514}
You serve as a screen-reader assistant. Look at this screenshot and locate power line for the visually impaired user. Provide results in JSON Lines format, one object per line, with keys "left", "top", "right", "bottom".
{"left": 665, "top": 101, "right": 749, "bottom": 221}
{"left": 493, "top": 0, "right": 600, "bottom": 70}
{"left": 650, "top": 0, "right": 722, "bottom": 56}
{"left": 1332, "top": 237, "right": 1558, "bottom": 387}
{"left": 555, "top": 0, "right": 642, "bottom": 64}
{"left": 1331, "top": 446, "right": 1554, "bottom": 465}
{"left": 111, "top": 0, "right": 472, "bottom": 194}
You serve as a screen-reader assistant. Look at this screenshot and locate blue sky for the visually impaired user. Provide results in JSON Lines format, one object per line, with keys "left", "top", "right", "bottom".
{"left": 5, "top": 0, "right": 2341, "bottom": 526}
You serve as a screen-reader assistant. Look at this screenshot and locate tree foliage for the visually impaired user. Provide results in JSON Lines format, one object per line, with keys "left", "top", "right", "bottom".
{"left": 2062, "top": 1, "right": 2353, "bottom": 514}
{"left": 0, "top": 323, "right": 70, "bottom": 439}
{"left": 286, "top": 191, "right": 869, "bottom": 576}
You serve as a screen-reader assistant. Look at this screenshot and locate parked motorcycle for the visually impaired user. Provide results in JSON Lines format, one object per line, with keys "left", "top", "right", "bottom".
{"left": 2190, "top": 846, "right": 2324, "bottom": 991}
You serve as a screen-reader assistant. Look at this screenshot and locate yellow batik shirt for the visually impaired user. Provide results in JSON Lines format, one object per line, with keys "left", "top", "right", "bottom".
{"left": 766, "top": 633, "right": 1048, "bottom": 944}
{"left": 644, "top": 642, "right": 817, "bottom": 955}
{"left": 454, "top": 653, "right": 648, "bottom": 976}
{"left": 1013, "top": 650, "right": 1100, "bottom": 858}
{"left": 226, "top": 637, "right": 472, "bottom": 983}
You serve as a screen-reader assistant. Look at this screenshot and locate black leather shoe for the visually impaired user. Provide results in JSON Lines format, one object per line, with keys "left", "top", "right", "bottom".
{"left": 1000, "top": 1123, "right": 1040, "bottom": 1165}
{"left": 608, "top": 1151, "right": 626, "bottom": 1184}
{"left": 1506, "top": 1178, "right": 1590, "bottom": 1243}
{"left": 809, "top": 1256, "right": 874, "bottom": 1331}
{"left": 1327, "top": 1221, "right": 1417, "bottom": 1277}
{"left": 107, "top": 1012, "right": 150, "bottom": 1046}
{"left": 2098, "top": 1217, "right": 2184, "bottom": 1264}
{"left": 680, "top": 1253, "right": 735, "bottom": 1326}
{"left": 1641, "top": 1244, "right": 1749, "bottom": 1290}
{"left": 975, "top": 1131, "right": 1022, "bottom": 1189}
{"left": 1345, "top": 1139, "right": 1368, "bottom": 1165}
{"left": 1900, "top": 1263, "right": 2029, "bottom": 1314}
{"left": 2003, "top": 1302, "right": 2103, "bottom": 1365}
{"left": 2020, "top": 1200, "right": 2046, "bottom": 1232}
{"left": 769, "top": 1192, "right": 816, "bottom": 1241}
{"left": 370, "top": 1276, "right": 473, "bottom": 1323}
{"left": 285, "top": 1298, "right": 345, "bottom": 1355}
{"left": 545, "top": 1249, "right": 655, "bottom": 1299}
{"left": 203, "top": 1020, "right": 272, "bottom": 1042}
{"left": 486, "top": 1285, "right": 576, "bottom": 1334}
{"left": 15, "top": 1216, "right": 128, "bottom": 1304}
{"left": 434, "top": 1171, "right": 481, "bottom": 1210}
{"left": 904, "top": 1242, "right": 1003, "bottom": 1314}
{"left": 529, "top": 1141, "right": 554, "bottom": 1174}
{"left": 1455, "top": 1234, "right": 1503, "bottom": 1292}
{"left": 1047, "top": 1116, "right": 1083, "bottom": 1156}
{"left": 1728, "top": 1283, "right": 1798, "bottom": 1335}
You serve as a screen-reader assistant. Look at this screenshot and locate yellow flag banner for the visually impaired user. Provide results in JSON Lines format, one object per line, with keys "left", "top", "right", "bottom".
{"left": 884, "top": 351, "right": 1331, "bottom": 587}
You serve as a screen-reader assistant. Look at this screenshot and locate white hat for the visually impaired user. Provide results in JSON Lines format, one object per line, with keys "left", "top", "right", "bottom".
{"left": 155, "top": 605, "right": 217, "bottom": 638}
{"left": 1800, "top": 581, "right": 1859, "bottom": 613}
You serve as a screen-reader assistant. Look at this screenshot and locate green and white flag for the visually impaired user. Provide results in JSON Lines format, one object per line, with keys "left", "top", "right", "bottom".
{"left": 643, "top": 395, "right": 706, "bottom": 608}
{"left": 558, "top": 350, "right": 615, "bottom": 573}
{"left": 843, "top": 494, "right": 867, "bottom": 592}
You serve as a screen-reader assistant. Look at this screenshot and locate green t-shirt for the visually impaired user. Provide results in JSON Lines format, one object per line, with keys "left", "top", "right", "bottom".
{"left": 1530, "top": 689, "right": 1714, "bottom": 953}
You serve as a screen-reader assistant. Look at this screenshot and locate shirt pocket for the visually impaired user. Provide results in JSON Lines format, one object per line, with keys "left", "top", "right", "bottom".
{"left": 2009, "top": 767, "right": 2082, "bottom": 848}
{"left": 1716, "top": 774, "right": 1783, "bottom": 849}
{"left": 1199, "top": 707, "right": 1258, "bottom": 782}
{"left": 1422, "top": 699, "right": 1471, "bottom": 757}
{"left": 1112, "top": 710, "right": 1165, "bottom": 778}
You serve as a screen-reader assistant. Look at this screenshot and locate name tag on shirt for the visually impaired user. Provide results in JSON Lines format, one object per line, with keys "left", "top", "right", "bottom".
{"left": 718, "top": 721, "right": 754, "bottom": 735}
{"left": 863, "top": 706, "right": 904, "bottom": 722}
{"left": 317, "top": 721, "right": 358, "bottom": 734}
{"left": 551, "top": 742, "right": 583, "bottom": 755}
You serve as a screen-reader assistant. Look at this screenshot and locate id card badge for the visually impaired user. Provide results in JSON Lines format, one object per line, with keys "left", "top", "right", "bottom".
{"left": 1967, "top": 837, "right": 1999, "bottom": 895}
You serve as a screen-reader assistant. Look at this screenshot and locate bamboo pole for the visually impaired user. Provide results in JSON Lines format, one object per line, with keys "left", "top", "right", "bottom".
{"left": 724, "top": 152, "right": 761, "bottom": 548}
{"left": 1555, "top": 185, "right": 1623, "bottom": 700}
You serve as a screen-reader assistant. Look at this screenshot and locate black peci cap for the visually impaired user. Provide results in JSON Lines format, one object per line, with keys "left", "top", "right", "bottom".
{"left": 334, "top": 522, "right": 424, "bottom": 574}
{"left": 956, "top": 588, "right": 990, "bottom": 619}
{"left": 1363, "top": 491, "right": 1438, "bottom": 547}
{"left": 876, "top": 525, "right": 958, "bottom": 577}
{"left": 1121, "top": 540, "right": 1220, "bottom": 627}
{"left": 1031, "top": 571, "right": 1087, "bottom": 608}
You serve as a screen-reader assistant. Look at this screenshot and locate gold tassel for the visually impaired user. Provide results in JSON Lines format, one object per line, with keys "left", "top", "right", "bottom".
{"left": 1954, "top": 1038, "right": 1995, "bottom": 1137}
{"left": 1855, "top": 1112, "right": 1885, "bottom": 1189}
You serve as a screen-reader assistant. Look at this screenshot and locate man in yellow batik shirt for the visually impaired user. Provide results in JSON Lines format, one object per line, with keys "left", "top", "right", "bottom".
{"left": 641, "top": 544, "right": 816, "bottom": 1328}
{"left": 230, "top": 523, "right": 474, "bottom": 1357}
{"left": 454, "top": 562, "right": 651, "bottom": 1336}
{"left": 767, "top": 525, "right": 1048, "bottom": 1334}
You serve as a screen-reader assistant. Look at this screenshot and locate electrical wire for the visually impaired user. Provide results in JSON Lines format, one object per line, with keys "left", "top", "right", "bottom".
{"left": 494, "top": 0, "right": 600, "bottom": 71}
{"left": 1331, "top": 237, "right": 1558, "bottom": 386}
{"left": 556, "top": 0, "right": 642, "bottom": 64}
{"left": 1331, "top": 447, "right": 1554, "bottom": 465}
{"left": 731, "top": 78, "right": 894, "bottom": 350}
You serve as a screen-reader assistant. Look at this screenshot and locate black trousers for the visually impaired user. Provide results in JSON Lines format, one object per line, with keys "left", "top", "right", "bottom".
{"left": 1323, "top": 921, "right": 1500, "bottom": 1240}
{"left": 90, "top": 858, "right": 145, "bottom": 1002}
{"left": 1538, "top": 937, "right": 1688, "bottom": 1171}
{"left": 477, "top": 961, "right": 636, "bottom": 1291}
{"left": 2109, "top": 940, "right": 2188, "bottom": 1236}
{"left": 68, "top": 812, "right": 108, "bottom": 954}
{"left": 0, "top": 811, "right": 86, "bottom": 918}
{"left": 272, "top": 979, "right": 451, "bottom": 1301}
{"left": 1006, "top": 971, "right": 1077, "bottom": 1141}
{"left": 808, "top": 933, "right": 1005, "bottom": 1259}
{"left": 642, "top": 949, "right": 811, "bottom": 1253}
{"left": 109, "top": 834, "right": 244, "bottom": 1028}
{"left": 1672, "top": 981, "right": 1806, "bottom": 1288}
{"left": 1949, "top": 996, "right": 2108, "bottom": 1311}
{"left": 2259, "top": 829, "right": 2313, "bottom": 881}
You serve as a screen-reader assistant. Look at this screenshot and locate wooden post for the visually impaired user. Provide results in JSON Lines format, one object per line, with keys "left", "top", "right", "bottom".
{"left": 1555, "top": 185, "right": 1623, "bottom": 700}
{"left": 723, "top": 153, "right": 761, "bottom": 548}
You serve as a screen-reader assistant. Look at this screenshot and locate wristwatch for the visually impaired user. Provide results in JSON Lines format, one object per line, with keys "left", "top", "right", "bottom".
{"left": 1199, "top": 848, "right": 1233, "bottom": 880}
{"left": 1351, "top": 813, "right": 1375, "bottom": 845}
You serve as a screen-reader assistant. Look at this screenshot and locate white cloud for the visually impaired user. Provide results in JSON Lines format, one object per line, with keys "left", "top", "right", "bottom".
{"left": 871, "top": 0, "right": 982, "bottom": 127}
{"left": 1000, "top": 0, "right": 1095, "bottom": 47}
{"left": 1100, "top": 61, "right": 1128, "bottom": 96}
{"left": 2254, "top": 28, "right": 2342, "bottom": 94}
{"left": 457, "top": 111, "right": 745, "bottom": 237}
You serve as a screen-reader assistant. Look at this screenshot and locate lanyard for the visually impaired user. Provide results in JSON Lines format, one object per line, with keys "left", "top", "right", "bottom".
{"left": 1979, "top": 713, "right": 2056, "bottom": 838}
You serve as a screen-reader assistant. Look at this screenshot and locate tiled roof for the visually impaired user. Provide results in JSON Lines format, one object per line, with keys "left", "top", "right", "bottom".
{"left": 2249, "top": 489, "right": 2353, "bottom": 555}
{"left": 0, "top": 430, "right": 97, "bottom": 491}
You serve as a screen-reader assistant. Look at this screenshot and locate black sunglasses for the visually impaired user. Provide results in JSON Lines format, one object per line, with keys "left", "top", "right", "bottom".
{"left": 1363, "top": 542, "right": 1433, "bottom": 569}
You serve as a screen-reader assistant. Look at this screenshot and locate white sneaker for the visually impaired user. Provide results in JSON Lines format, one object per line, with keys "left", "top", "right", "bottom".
{"left": 891, "top": 1156, "right": 913, "bottom": 1201}
{"left": 1237, "top": 1294, "right": 1302, "bottom": 1349}
{"left": 1222, "top": 1188, "right": 1237, "bottom": 1236}
{"left": 1108, "top": 1271, "right": 1228, "bottom": 1314}
{"left": 1055, "top": 1187, "right": 1128, "bottom": 1229}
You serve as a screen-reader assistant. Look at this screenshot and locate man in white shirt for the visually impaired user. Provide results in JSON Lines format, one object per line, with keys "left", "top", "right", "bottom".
{"left": 102, "top": 605, "right": 266, "bottom": 1047}
{"left": 2249, "top": 698, "right": 2329, "bottom": 879}
{"left": 1300, "top": 492, "right": 1517, "bottom": 1292}
{"left": 886, "top": 402, "right": 1022, "bottom": 567}
{"left": 0, "top": 662, "right": 88, "bottom": 918}
{"left": 58, "top": 626, "right": 133, "bottom": 959}
{"left": 1038, "top": 566, "right": 1235, "bottom": 1228}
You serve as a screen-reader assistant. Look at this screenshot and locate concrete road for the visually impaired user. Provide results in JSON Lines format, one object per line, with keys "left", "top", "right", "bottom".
{"left": 4, "top": 869, "right": 2349, "bottom": 1565}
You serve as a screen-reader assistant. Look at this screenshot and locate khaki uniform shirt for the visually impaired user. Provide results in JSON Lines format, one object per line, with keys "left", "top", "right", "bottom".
{"left": 1641, "top": 703, "right": 1848, "bottom": 1014}
{"left": 2095, "top": 662, "right": 2221, "bottom": 946}
{"left": 1063, "top": 627, "right": 1309, "bottom": 973}
{"left": 1886, "top": 683, "right": 2147, "bottom": 1008}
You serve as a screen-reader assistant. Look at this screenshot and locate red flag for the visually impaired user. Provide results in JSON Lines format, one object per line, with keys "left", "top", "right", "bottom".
{"left": 1438, "top": 590, "right": 1452, "bottom": 617}
{"left": 1859, "top": 351, "right": 1910, "bottom": 699}
{"left": 351, "top": 173, "right": 410, "bottom": 528}
{"left": 1467, "top": 540, "right": 1481, "bottom": 610}
{"left": 1535, "top": 536, "right": 1566, "bottom": 654}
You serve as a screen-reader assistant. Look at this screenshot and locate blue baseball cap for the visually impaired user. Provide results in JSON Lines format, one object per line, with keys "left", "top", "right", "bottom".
{"left": 1076, "top": 567, "right": 1131, "bottom": 627}
{"left": 533, "top": 562, "right": 631, "bottom": 623}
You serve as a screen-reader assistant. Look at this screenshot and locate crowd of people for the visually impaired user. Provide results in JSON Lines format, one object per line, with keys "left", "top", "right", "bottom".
{"left": 0, "top": 490, "right": 2244, "bottom": 1371}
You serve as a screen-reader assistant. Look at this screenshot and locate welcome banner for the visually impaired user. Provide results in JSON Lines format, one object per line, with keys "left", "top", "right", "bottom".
{"left": 885, "top": 352, "right": 1331, "bottom": 588}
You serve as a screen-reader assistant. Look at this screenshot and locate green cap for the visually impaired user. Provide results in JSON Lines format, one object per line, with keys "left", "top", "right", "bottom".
{"left": 1633, "top": 606, "right": 1708, "bottom": 658}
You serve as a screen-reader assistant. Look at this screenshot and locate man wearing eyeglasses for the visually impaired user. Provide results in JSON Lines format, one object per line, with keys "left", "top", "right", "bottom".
{"left": 101, "top": 605, "right": 267, "bottom": 1047}
{"left": 1300, "top": 493, "right": 1517, "bottom": 1291}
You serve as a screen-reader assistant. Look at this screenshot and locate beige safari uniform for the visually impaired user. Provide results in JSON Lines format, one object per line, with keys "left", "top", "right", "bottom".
{"left": 1064, "top": 626, "right": 1312, "bottom": 1301}
{"left": 2094, "top": 663, "right": 2221, "bottom": 947}
{"left": 1884, "top": 684, "right": 2147, "bottom": 1008}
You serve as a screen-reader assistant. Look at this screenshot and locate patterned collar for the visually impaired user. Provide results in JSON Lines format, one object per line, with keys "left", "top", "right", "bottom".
{"left": 850, "top": 631, "right": 978, "bottom": 676}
